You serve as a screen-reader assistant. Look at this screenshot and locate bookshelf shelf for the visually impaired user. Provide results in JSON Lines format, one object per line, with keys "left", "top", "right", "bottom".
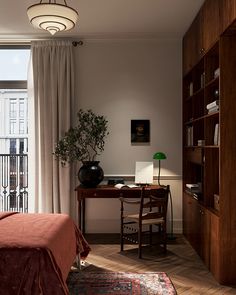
{"left": 204, "top": 76, "right": 219, "bottom": 89}
{"left": 184, "top": 111, "right": 219, "bottom": 125}
{"left": 204, "top": 111, "right": 219, "bottom": 118}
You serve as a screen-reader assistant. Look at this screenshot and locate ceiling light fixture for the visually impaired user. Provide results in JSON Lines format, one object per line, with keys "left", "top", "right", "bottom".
{"left": 27, "top": 0, "right": 79, "bottom": 36}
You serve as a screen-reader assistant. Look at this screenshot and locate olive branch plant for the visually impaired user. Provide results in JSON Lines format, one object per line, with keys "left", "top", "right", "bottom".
{"left": 54, "top": 109, "right": 109, "bottom": 165}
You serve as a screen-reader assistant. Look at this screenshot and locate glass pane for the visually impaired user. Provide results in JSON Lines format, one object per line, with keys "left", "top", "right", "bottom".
{"left": 0, "top": 89, "right": 28, "bottom": 154}
{"left": 0, "top": 49, "right": 30, "bottom": 81}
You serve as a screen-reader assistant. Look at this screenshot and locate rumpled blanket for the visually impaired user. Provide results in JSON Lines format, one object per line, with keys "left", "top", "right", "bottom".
{"left": 0, "top": 212, "right": 91, "bottom": 295}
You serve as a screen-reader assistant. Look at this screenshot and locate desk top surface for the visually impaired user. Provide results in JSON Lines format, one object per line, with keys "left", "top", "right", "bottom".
{"left": 75, "top": 185, "right": 168, "bottom": 199}
{"left": 75, "top": 184, "right": 161, "bottom": 191}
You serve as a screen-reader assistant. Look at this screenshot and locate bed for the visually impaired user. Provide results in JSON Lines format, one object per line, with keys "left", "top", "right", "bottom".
{"left": 0, "top": 212, "right": 90, "bottom": 295}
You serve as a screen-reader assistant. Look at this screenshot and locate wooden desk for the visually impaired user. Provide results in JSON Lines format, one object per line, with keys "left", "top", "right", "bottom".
{"left": 75, "top": 185, "right": 161, "bottom": 234}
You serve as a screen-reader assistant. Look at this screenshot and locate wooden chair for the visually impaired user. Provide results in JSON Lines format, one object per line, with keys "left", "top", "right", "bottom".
{"left": 120, "top": 185, "right": 169, "bottom": 258}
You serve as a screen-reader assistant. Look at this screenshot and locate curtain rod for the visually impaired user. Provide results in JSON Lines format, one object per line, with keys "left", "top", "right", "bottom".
{"left": 0, "top": 39, "right": 84, "bottom": 47}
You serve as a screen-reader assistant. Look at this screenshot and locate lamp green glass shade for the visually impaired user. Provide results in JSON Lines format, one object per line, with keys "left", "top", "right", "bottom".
{"left": 153, "top": 152, "right": 166, "bottom": 186}
{"left": 153, "top": 152, "right": 167, "bottom": 160}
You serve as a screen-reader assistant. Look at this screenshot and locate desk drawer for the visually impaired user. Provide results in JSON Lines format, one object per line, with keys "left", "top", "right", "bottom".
{"left": 81, "top": 189, "right": 121, "bottom": 198}
{"left": 80, "top": 188, "right": 142, "bottom": 198}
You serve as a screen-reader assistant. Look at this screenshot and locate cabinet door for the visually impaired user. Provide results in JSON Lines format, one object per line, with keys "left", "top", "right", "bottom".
{"left": 183, "top": 193, "right": 201, "bottom": 252}
{"left": 202, "top": 0, "right": 220, "bottom": 51}
{"left": 183, "top": 192, "right": 191, "bottom": 239}
{"left": 220, "top": 0, "right": 236, "bottom": 33}
{"left": 200, "top": 207, "right": 211, "bottom": 267}
{"left": 210, "top": 212, "right": 220, "bottom": 281}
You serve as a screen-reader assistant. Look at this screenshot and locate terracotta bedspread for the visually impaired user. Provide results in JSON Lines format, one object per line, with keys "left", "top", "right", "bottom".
{"left": 0, "top": 212, "right": 90, "bottom": 295}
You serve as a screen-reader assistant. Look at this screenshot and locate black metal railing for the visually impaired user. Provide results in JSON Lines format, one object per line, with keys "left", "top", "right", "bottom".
{"left": 0, "top": 154, "right": 28, "bottom": 212}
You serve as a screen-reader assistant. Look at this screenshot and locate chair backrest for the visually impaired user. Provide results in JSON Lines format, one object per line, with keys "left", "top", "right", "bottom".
{"left": 139, "top": 185, "right": 169, "bottom": 222}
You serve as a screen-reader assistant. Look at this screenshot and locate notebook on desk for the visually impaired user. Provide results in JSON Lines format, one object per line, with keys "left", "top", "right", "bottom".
{"left": 134, "top": 161, "right": 153, "bottom": 185}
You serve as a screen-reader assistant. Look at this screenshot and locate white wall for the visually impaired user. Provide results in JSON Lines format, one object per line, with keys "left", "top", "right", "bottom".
{"left": 74, "top": 38, "right": 182, "bottom": 233}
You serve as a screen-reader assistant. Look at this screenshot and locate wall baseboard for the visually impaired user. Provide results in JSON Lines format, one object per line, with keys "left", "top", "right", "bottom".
{"left": 104, "top": 175, "right": 182, "bottom": 182}
{"left": 85, "top": 218, "right": 183, "bottom": 234}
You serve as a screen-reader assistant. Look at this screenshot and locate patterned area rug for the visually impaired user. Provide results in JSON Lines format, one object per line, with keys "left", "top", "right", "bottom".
{"left": 67, "top": 272, "right": 177, "bottom": 295}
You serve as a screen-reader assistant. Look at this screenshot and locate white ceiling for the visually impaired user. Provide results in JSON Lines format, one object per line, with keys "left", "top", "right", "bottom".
{"left": 0, "top": 0, "right": 205, "bottom": 40}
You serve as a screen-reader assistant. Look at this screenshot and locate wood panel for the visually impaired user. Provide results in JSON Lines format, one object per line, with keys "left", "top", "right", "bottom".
{"left": 183, "top": 193, "right": 201, "bottom": 254}
{"left": 204, "top": 148, "right": 219, "bottom": 208}
{"left": 220, "top": 0, "right": 236, "bottom": 33}
{"left": 219, "top": 35, "right": 236, "bottom": 284}
{"left": 185, "top": 148, "right": 203, "bottom": 165}
{"left": 201, "top": 207, "right": 210, "bottom": 267}
{"left": 202, "top": 0, "right": 220, "bottom": 51}
{"left": 210, "top": 212, "right": 220, "bottom": 281}
{"left": 183, "top": 12, "right": 202, "bottom": 75}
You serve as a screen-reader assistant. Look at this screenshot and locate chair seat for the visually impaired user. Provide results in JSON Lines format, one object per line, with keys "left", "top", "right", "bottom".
{"left": 125, "top": 213, "right": 164, "bottom": 225}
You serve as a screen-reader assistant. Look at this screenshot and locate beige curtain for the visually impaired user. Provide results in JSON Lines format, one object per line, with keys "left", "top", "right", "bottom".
{"left": 28, "top": 40, "right": 76, "bottom": 215}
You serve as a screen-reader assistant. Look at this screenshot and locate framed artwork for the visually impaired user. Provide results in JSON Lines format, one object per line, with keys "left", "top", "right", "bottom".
{"left": 131, "top": 120, "right": 150, "bottom": 143}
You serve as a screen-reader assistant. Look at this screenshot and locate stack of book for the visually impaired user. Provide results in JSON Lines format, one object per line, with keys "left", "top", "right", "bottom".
{"left": 186, "top": 182, "right": 202, "bottom": 197}
{"left": 206, "top": 100, "right": 219, "bottom": 114}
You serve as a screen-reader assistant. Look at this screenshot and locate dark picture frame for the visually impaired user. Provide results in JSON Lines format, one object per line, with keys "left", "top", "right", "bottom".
{"left": 131, "top": 120, "right": 150, "bottom": 143}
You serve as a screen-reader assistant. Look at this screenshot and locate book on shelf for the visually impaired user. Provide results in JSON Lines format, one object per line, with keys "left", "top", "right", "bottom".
{"left": 208, "top": 106, "right": 219, "bottom": 114}
{"left": 200, "top": 72, "right": 205, "bottom": 88}
{"left": 206, "top": 100, "right": 219, "bottom": 110}
{"left": 186, "top": 183, "right": 202, "bottom": 194}
{"left": 214, "top": 123, "right": 219, "bottom": 145}
{"left": 189, "top": 82, "right": 193, "bottom": 96}
{"left": 197, "top": 139, "right": 205, "bottom": 146}
{"left": 214, "top": 68, "right": 220, "bottom": 78}
{"left": 186, "top": 126, "right": 193, "bottom": 146}
{"left": 186, "top": 184, "right": 199, "bottom": 189}
{"left": 214, "top": 194, "right": 220, "bottom": 211}
{"left": 114, "top": 183, "right": 139, "bottom": 189}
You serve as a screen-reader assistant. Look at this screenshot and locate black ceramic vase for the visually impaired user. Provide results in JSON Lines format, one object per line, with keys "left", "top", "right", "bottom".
{"left": 78, "top": 161, "right": 104, "bottom": 188}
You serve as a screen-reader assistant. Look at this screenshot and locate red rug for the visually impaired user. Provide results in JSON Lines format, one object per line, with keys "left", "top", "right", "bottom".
{"left": 67, "top": 272, "right": 177, "bottom": 295}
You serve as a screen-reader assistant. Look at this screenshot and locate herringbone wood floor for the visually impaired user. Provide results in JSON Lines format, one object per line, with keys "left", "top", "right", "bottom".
{"left": 82, "top": 234, "right": 236, "bottom": 295}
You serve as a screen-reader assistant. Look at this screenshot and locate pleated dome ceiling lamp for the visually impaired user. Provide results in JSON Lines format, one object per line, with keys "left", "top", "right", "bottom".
{"left": 27, "top": 0, "right": 79, "bottom": 35}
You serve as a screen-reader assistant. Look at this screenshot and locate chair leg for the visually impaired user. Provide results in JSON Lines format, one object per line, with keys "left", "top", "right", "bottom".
{"left": 138, "top": 226, "right": 142, "bottom": 259}
{"left": 149, "top": 225, "right": 152, "bottom": 245}
{"left": 120, "top": 202, "right": 124, "bottom": 252}
{"left": 163, "top": 224, "right": 167, "bottom": 253}
{"left": 120, "top": 218, "right": 124, "bottom": 252}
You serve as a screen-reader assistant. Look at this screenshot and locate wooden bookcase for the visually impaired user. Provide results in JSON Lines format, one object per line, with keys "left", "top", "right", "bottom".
{"left": 183, "top": 16, "right": 236, "bottom": 284}
{"left": 183, "top": 41, "right": 219, "bottom": 207}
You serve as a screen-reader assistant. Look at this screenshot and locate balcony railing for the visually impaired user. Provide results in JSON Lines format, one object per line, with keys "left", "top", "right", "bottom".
{"left": 0, "top": 154, "right": 28, "bottom": 212}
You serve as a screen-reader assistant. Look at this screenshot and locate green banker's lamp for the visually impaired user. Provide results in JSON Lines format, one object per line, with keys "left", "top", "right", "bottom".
{"left": 153, "top": 152, "right": 166, "bottom": 186}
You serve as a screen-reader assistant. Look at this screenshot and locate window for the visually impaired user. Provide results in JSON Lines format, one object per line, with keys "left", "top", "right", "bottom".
{"left": 10, "top": 100, "right": 17, "bottom": 118}
{"left": 19, "top": 101, "right": 24, "bottom": 117}
{"left": 0, "top": 47, "right": 30, "bottom": 213}
{"left": 19, "top": 120, "right": 24, "bottom": 134}
{"left": 10, "top": 120, "right": 17, "bottom": 134}
{"left": 0, "top": 49, "right": 30, "bottom": 81}
{"left": 10, "top": 139, "right": 16, "bottom": 154}
{"left": 19, "top": 139, "right": 24, "bottom": 154}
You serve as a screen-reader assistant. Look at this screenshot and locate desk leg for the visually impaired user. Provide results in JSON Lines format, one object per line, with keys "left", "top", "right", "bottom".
{"left": 78, "top": 198, "right": 82, "bottom": 231}
{"left": 82, "top": 198, "right": 86, "bottom": 235}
